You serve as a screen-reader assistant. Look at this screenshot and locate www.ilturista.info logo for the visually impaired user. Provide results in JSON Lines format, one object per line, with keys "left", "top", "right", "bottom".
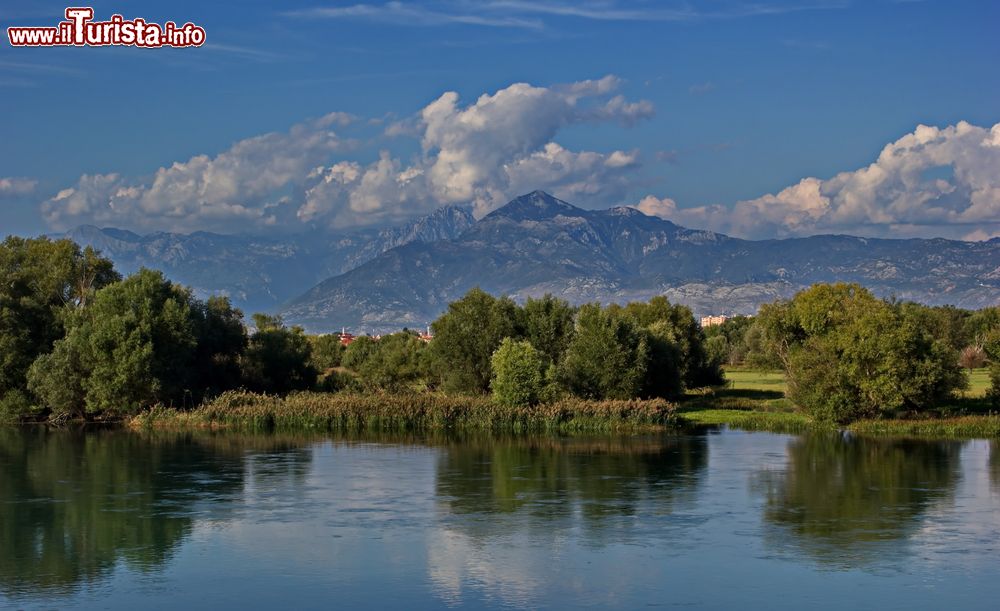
{"left": 8, "top": 7, "right": 205, "bottom": 48}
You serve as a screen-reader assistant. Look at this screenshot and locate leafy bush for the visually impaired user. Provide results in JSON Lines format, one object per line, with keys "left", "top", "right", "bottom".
{"left": 429, "top": 288, "right": 522, "bottom": 393}
{"left": 491, "top": 338, "right": 544, "bottom": 407}
{"left": 242, "top": 314, "right": 316, "bottom": 394}
{"left": 780, "top": 284, "right": 966, "bottom": 424}
{"left": 559, "top": 304, "right": 649, "bottom": 400}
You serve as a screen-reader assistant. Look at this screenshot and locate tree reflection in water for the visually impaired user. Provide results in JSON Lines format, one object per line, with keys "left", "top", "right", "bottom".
{"left": 0, "top": 428, "right": 313, "bottom": 598}
{"left": 758, "top": 432, "right": 963, "bottom": 567}
{"left": 434, "top": 433, "right": 709, "bottom": 542}
{"left": 991, "top": 441, "right": 1000, "bottom": 495}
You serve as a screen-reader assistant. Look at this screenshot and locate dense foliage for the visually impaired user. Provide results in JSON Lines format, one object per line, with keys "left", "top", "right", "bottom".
{"left": 242, "top": 314, "right": 316, "bottom": 395}
{"left": 491, "top": 338, "right": 545, "bottom": 407}
{"left": 428, "top": 289, "right": 719, "bottom": 402}
{"left": 349, "top": 331, "right": 427, "bottom": 392}
{"left": 4, "top": 233, "right": 1000, "bottom": 425}
{"left": 751, "top": 284, "right": 966, "bottom": 423}
{"left": 1, "top": 243, "right": 321, "bottom": 421}
{"left": 0, "top": 237, "right": 119, "bottom": 418}
{"left": 28, "top": 270, "right": 249, "bottom": 418}
{"left": 429, "top": 288, "right": 522, "bottom": 393}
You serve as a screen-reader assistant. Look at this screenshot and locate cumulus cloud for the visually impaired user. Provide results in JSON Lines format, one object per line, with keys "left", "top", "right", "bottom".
{"left": 42, "top": 113, "right": 353, "bottom": 232}
{"left": 0, "top": 177, "right": 37, "bottom": 197}
{"left": 408, "top": 75, "right": 651, "bottom": 215}
{"left": 636, "top": 121, "right": 1000, "bottom": 241}
{"left": 42, "top": 77, "right": 652, "bottom": 232}
{"left": 634, "top": 194, "right": 679, "bottom": 219}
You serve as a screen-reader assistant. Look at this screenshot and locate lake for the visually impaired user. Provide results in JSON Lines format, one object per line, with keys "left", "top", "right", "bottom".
{"left": 1, "top": 427, "right": 998, "bottom": 609}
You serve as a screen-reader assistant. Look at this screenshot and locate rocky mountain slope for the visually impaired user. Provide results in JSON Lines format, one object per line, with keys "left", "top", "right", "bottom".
{"left": 59, "top": 205, "right": 475, "bottom": 313}
{"left": 281, "top": 191, "right": 1000, "bottom": 331}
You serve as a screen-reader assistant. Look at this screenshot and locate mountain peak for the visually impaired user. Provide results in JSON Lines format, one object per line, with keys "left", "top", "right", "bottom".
{"left": 486, "top": 191, "right": 584, "bottom": 222}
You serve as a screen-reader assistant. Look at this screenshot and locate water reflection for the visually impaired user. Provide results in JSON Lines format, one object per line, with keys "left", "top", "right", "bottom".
{"left": 3, "top": 427, "right": 1000, "bottom": 609}
{"left": 991, "top": 442, "right": 1000, "bottom": 495}
{"left": 759, "top": 432, "right": 963, "bottom": 567}
{"left": 427, "top": 434, "right": 709, "bottom": 607}
{"left": 0, "top": 428, "right": 312, "bottom": 599}
{"left": 436, "top": 434, "right": 707, "bottom": 522}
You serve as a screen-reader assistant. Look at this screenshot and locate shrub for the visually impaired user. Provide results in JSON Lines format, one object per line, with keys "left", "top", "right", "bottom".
{"left": 559, "top": 304, "right": 649, "bottom": 400}
{"left": 784, "top": 287, "right": 965, "bottom": 424}
{"left": 242, "top": 314, "right": 316, "bottom": 394}
{"left": 491, "top": 338, "right": 544, "bottom": 407}
{"left": 959, "top": 345, "right": 988, "bottom": 370}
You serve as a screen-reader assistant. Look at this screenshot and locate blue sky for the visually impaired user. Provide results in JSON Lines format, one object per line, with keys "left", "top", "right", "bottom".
{"left": 2, "top": 0, "right": 999, "bottom": 239}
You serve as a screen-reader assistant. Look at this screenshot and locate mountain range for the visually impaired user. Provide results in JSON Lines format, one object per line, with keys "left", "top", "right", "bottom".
{"left": 58, "top": 191, "right": 1000, "bottom": 332}
{"left": 281, "top": 191, "right": 1000, "bottom": 331}
{"left": 57, "top": 205, "right": 475, "bottom": 314}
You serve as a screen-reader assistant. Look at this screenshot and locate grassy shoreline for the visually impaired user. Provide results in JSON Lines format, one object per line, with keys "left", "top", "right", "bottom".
{"left": 674, "top": 367, "right": 1000, "bottom": 439}
{"left": 129, "top": 390, "right": 679, "bottom": 433}
{"left": 26, "top": 367, "right": 997, "bottom": 440}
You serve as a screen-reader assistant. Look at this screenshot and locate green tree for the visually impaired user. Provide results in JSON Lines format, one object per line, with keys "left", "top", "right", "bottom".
{"left": 0, "top": 236, "right": 118, "bottom": 417}
{"left": 703, "top": 333, "right": 729, "bottom": 370}
{"left": 983, "top": 330, "right": 1000, "bottom": 409}
{"left": 559, "top": 304, "right": 649, "bottom": 400}
{"left": 521, "top": 295, "right": 576, "bottom": 368}
{"left": 28, "top": 269, "right": 199, "bottom": 418}
{"left": 190, "top": 296, "right": 247, "bottom": 402}
{"left": 641, "top": 321, "right": 684, "bottom": 399}
{"left": 966, "top": 307, "right": 1000, "bottom": 346}
{"left": 342, "top": 335, "right": 379, "bottom": 371}
{"left": 428, "top": 288, "right": 523, "bottom": 393}
{"left": 898, "top": 303, "right": 972, "bottom": 352}
{"left": 242, "top": 314, "right": 316, "bottom": 394}
{"left": 355, "top": 332, "right": 427, "bottom": 392}
{"left": 619, "top": 296, "right": 722, "bottom": 388}
{"left": 744, "top": 303, "right": 797, "bottom": 370}
{"left": 490, "top": 338, "right": 544, "bottom": 407}
{"left": 703, "top": 315, "right": 754, "bottom": 365}
{"left": 782, "top": 285, "right": 965, "bottom": 423}
{"left": 309, "top": 334, "right": 344, "bottom": 371}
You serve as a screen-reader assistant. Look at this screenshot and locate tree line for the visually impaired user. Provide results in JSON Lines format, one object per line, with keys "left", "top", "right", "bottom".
{"left": 703, "top": 283, "right": 1000, "bottom": 422}
{"left": 0, "top": 236, "right": 721, "bottom": 422}
{"left": 1, "top": 237, "right": 327, "bottom": 422}
{"left": 4, "top": 236, "right": 999, "bottom": 425}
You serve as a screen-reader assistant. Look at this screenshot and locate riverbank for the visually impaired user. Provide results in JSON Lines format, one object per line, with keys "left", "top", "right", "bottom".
{"left": 129, "top": 390, "right": 679, "bottom": 433}
{"left": 126, "top": 386, "right": 1000, "bottom": 439}
{"left": 675, "top": 367, "right": 1000, "bottom": 439}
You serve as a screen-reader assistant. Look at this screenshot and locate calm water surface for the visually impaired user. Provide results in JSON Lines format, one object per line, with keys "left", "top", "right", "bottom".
{"left": 1, "top": 427, "right": 999, "bottom": 609}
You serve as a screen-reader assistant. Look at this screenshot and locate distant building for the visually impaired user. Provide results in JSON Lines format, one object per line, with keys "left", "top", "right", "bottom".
{"left": 700, "top": 315, "right": 729, "bottom": 328}
{"left": 338, "top": 328, "right": 356, "bottom": 347}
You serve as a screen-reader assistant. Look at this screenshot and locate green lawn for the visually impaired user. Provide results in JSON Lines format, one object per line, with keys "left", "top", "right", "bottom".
{"left": 676, "top": 366, "right": 999, "bottom": 438}
{"left": 722, "top": 368, "right": 787, "bottom": 394}
{"left": 724, "top": 366, "right": 990, "bottom": 399}
{"left": 966, "top": 368, "right": 990, "bottom": 398}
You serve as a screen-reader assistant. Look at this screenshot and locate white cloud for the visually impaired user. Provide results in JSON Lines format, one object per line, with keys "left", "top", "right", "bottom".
{"left": 0, "top": 177, "right": 37, "bottom": 197}
{"left": 504, "top": 143, "right": 639, "bottom": 211}
{"left": 634, "top": 195, "right": 678, "bottom": 219}
{"left": 284, "top": 2, "right": 544, "bottom": 29}
{"left": 284, "top": 1, "right": 846, "bottom": 29}
{"left": 42, "top": 115, "right": 352, "bottom": 232}
{"left": 44, "top": 76, "right": 653, "bottom": 233}
{"left": 291, "top": 76, "right": 653, "bottom": 225}
{"left": 637, "top": 121, "right": 1000, "bottom": 241}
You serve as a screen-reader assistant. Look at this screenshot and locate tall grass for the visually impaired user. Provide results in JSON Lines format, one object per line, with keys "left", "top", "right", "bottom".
{"left": 131, "top": 391, "right": 678, "bottom": 433}
{"left": 847, "top": 415, "right": 1000, "bottom": 439}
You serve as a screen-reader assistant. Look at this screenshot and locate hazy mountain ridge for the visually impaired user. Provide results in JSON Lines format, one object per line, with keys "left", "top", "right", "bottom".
{"left": 280, "top": 191, "right": 1000, "bottom": 331}
{"left": 58, "top": 205, "right": 475, "bottom": 313}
